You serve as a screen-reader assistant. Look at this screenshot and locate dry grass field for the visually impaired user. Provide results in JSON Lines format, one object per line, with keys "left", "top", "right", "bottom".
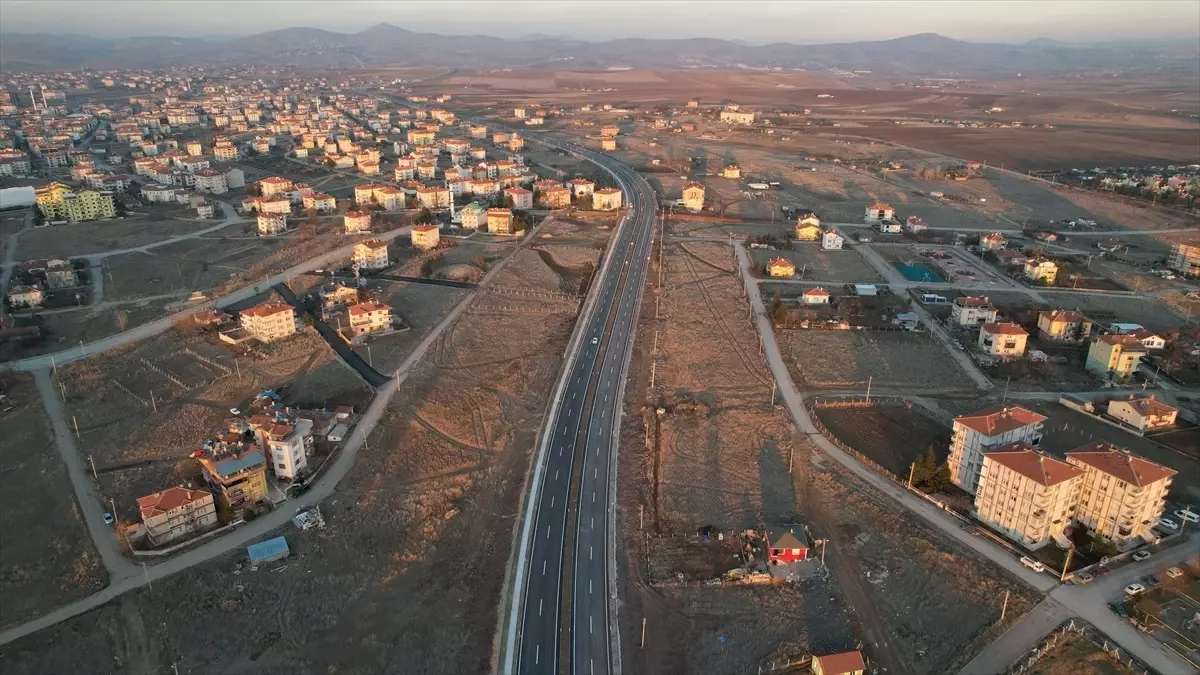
{"left": 16, "top": 216, "right": 217, "bottom": 260}
{"left": 785, "top": 330, "right": 975, "bottom": 390}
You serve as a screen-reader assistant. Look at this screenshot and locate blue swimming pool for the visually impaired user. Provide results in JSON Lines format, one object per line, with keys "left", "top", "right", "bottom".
{"left": 896, "top": 263, "right": 944, "bottom": 282}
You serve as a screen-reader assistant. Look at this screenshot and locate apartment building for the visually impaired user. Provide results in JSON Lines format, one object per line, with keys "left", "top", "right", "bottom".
{"left": 949, "top": 406, "right": 1046, "bottom": 494}
{"left": 1086, "top": 334, "right": 1147, "bottom": 379}
{"left": 505, "top": 186, "right": 533, "bottom": 210}
{"left": 35, "top": 183, "right": 116, "bottom": 222}
{"left": 408, "top": 129, "right": 436, "bottom": 146}
{"left": 980, "top": 232, "right": 1008, "bottom": 251}
{"left": 682, "top": 182, "right": 705, "bottom": 211}
{"left": 719, "top": 109, "right": 756, "bottom": 125}
{"left": 1024, "top": 258, "right": 1058, "bottom": 284}
{"left": 863, "top": 202, "right": 895, "bottom": 223}
{"left": 974, "top": 444, "right": 1082, "bottom": 550}
{"left": 1167, "top": 243, "right": 1199, "bottom": 277}
{"left": 540, "top": 186, "right": 571, "bottom": 209}
{"left": 1066, "top": 442, "right": 1175, "bottom": 548}
{"left": 257, "top": 213, "right": 287, "bottom": 236}
{"left": 198, "top": 447, "right": 268, "bottom": 518}
{"left": 137, "top": 486, "right": 219, "bottom": 546}
{"left": 460, "top": 202, "right": 486, "bottom": 229}
{"left": 1037, "top": 310, "right": 1092, "bottom": 343}
{"left": 411, "top": 224, "right": 440, "bottom": 250}
{"left": 416, "top": 185, "right": 450, "bottom": 209}
{"left": 978, "top": 322, "right": 1028, "bottom": 359}
{"left": 593, "top": 187, "right": 623, "bottom": 211}
{"left": 344, "top": 210, "right": 372, "bottom": 234}
{"left": 950, "top": 296, "right": 998, "bottom": 326}
{"left": 348, "top": 300, "right": 392, "bottom": 335}
{"left": 487, "top": 208, "right": 514, "bottom": 234}
{"left": 249, "top": 417, "right": 313, "bottom": 481}
{"left": 194, "top": 168, "right": 228, "bottom": 194}
{"left": 240, "top": 302, "right": 299, "bottom": 342}
{"left": 258, "top": 176, "right": 294, "bottom": 198}
{"left": 353, "top": 239, "right": 390, "bottom": 270}
{"left": 303, "top": 192, "right": 337, "bottom": 213}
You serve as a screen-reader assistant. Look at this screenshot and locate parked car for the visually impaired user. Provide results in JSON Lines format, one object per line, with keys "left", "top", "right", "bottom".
{"left": 1165, "top": 567, "right": 1185, "bottom": 579}
{"left": 1094, "top": 565, "right": 1109, "bottom": 576}
{"left": 1110, "top": 602, "right": 1129, "bottom": 617}
{"left": 1174, "top": 509, "right": 1199, "bottom": 524}
{"left": 1156, "top": 517, "right": 1180, "bottom": 531}
{"left": 1073, "top": 571, "right": 1094, "bottom": 584}
{"left": 1020, "top": 556, "right": 1046, "bottom": 573}
{"left": 1144, "top": 574, "right": 1160, "bottom": 587}
{"left": 1124, "top": 583, "right": 1146, "bottom": 597}
{"left": 103, "top": 512, "right": 114, "bottom": 525}
{"left": 1132, "top": 550, "right": 1152, "bottom": 562}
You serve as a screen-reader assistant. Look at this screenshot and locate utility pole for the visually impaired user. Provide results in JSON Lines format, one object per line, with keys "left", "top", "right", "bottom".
{"left": 865, "top": 376, "right": 872, "bottom": 403}
{"left": 1002, "top": 376, "right": 1010, "bottom": 403}
{"left": 787, "top": 446, "right": 793, "bottom": 474}
{"left": 907, "top": 461, "right": 915, "bottom": 489}
{"left": 72, "top": 415, "right": 80, "bottom": 438}
{"left": 88, "top": 454, "right": 97, "bottom": 478}
{"left": 770, "top": 379, "right": 776, "bottom": 406}
{"left": 1060, "top": 547, "right": 1075, "bottom": 582}
{"left": 1000, "top": 590, "right": 1010, "bottom": 622}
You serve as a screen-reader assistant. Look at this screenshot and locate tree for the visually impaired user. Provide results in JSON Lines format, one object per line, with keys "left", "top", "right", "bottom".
{"left": 910, "top": 445, "right": 938, "bottom": 490}
{"left": 420, "top": 258, "right": 435, "bottom": 277}
{"left": 416, "top": 207, "right": 434, "bottom": 225}
{"left": 114, "top": 310, "right": 128, "bottom": 331}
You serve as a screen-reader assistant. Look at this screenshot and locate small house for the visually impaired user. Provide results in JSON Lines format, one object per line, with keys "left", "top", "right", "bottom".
{"left": 766, "top": 257, "right": 796, "bottom": 278}
{"left": 802, "top": 288, "right": 830, "bottom": 305}
{"left": 863, "top": 202, "right": 894, "bottom": 223}
{"left": 765, "top": 525, "right": 808, "bottom": 564}
{"left": 812, "top": 650, "right": 866, "bottom": 675}
{"left": 247, "top": 536, "right": 290, "bottom": 565}
{"left": 1106, "top": 395, "right": 1177, "bottom": 432}
{"left": 979, "top": 322, "right": 1028, "bottom": 359}
{"left": 821, "top": 230, "right": 844, "bottom": 251}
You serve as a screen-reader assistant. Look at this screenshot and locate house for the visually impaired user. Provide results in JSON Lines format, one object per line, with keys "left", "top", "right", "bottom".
{"left": 1106, "top": 395, "right": 1178, "bottom": 432}
{"left": 765, "top": 525, "right": 808, "bottom": 563}
{"left": 681, "top": 182, "right": 705, "bottom": 211}
{"left": 505, "top": 186, "right": 533, "bottom": 210}
{"left": 240, "top": 302, "right": 299, "bottom": 342}
{"left": 904, "top": 216, "right": 928, "bottom": 233}
{"left": 44, "top": 262, "right": 78, "bottom": 289}
{"left": 487, "top": 208, "right": 515, "bottom": 234}
{"left": 197, "top": 447, "right": 268, "bottom": 517}
{"left": 460, "top": 202, "right": 486, "bottom": 229}
{"left": 319, "top": 283, "right": 360, "bottom": 310}
{"left": 875, "top": 219, "right": 902, "bottom": 234}
{"left": 863, "top": 202, "right": 894, "bottom": 223}
{"left": 1036, "top": 310, "right": 1092, "bottom": 343}
{"left": 411, "top": 224, "right": 440, "bottom": 250}
{"left": 1085, "top": 334, "right": 1146, "bottom": 379}
{"left": 353, "top": 239, "right": 390, "bottom": 270}
{"left": 1129, "top": 328, "right": 1165, "bottom": 351}
{"left": 951, "top": 296, "right": 999, "bottom": 326}
{"left": 137, "top": 487, "right": 218, "bottom": 546}
{"left": 568, "top": 178, "right": 595, "bottom": 198}
{"left": 978, "top": 322, "right": 1028, "bottom": 359}
{"left": 1024, "top": 258, "right": 1058, "bottom": 284}
{"left": 973, "top": 444, "right": 1082, "bottom": 549}
{"left": 540, "top": 186, "right": 572, "bottom": 209}
{"left": 248, "top": 417, "right": 313, "bottom": 481}
{"left": 344, "top": 210, "right": 372, "bottom": 234}
{"left": 821, "top": 230, "right": 844, "bottom": 250}
{"left": 980, "top": 232, "right": 1008, "bottom": 251}
{"left": 257, "top": 213, "right": 287, "bottom": 236}
{"left": 7, "top": 284, "right": 44, "bottom": 309}
{"left": 1066, "top": 442, "right": 1174, "bottom": 548}
{"left": 593, "top": 187, "right": 623, "bottom": 211}
{"left": 802, "top": 288, "right": 830, "bottom": 305}
{"left": 995, "top": 249, "right": 1027, "bottom": 268}
{"left": 721, "top": 165, "right": 741, "bottom": 179}
{"left": 348, "top": 300, "right": 392, "bottom": 335}
{"left": 812, "top": 650, "right": 866, "bottom": 675}
{"left": 949, "top": 405, "right": 1046, "bottom": 494}
{"left": 766, "top": 257, "right": 795, "bottom": 278}
{"left": 794, "top": 220, "right": 821, "bottom": 241}
{"left": 894, "top": 312, "right": 919, "bottom": 330}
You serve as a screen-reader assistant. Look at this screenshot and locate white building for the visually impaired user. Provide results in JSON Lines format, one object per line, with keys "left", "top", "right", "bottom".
{"left": 951, "top": 296, "right": 999, "bottom": 326}
{"left": 193, "top": 169, "right": 228, "bottom": 194}
{"left": 974, "top": 444, "right": 1083, "bottom": 550}
{"left": 460, "top": 202, "right": 486, "bottom": 229}
{"left": 353, "top": 239, "right": 390, "bottom": 270}
{"left": 252, "top": 418, "right": 313, "bottom": 481}
{"left": 257, "top": 213, "right": 287, "bottom": 236}
{"left": 949, "top": 406, "right": 1046, "bottom": 494}
{"left": 801, "top": 288, "right": 830, "bottom": 305}
{"left": 978, "top": 322, "right": 1028, "bottom": 359}
{"left": 864, "top": 202, "right": 895, "bottom": 223}
{"left": 821, "top": 230, "right": 843, "bottom": 251}
{"left": 1066, "top": 442, "right": 1175, "bottom": 549}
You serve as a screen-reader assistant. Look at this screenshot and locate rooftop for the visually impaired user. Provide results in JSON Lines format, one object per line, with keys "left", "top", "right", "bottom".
{"left": 241, "top": 302, "right": 293, "bottom": 319}
{"left": 136, "top": 486, "right": 211, "bottom": 519}
{"left": 1067, "top": 442, "right": 1175, "bottom": 486}
{"left": 984, "top": 444, "right": 1082, "bottom": 487}
{"left": 955, "top": 405, "right": 1046, "bottom": 437}
{"left": 982, "top": 322, "right": 1028, "bottom": 336}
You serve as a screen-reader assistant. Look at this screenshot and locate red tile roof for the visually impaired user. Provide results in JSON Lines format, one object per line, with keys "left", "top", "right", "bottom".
{"left": 348, "top": 300, "right": 391, "bottom": 316}
{"left": 1112, "top": 395, "right": 1177, "bottom": 418}
{"left": 955, "top": 406, "right": 1046, "bottom": 437}
{"left": 813, "top": 650, "right": 867, "bottom": 675}
{"left": 982, "top": 322, "right": 1028, "bottom": 336}
{"left": 241, "top": 302, "right": 294, "bottom": 319}
{"left": 1067, "top": 442, "right": 1176, "bottom": 486}
{"left": 984, "top": 444, "right": 1082, "bottom": 487}
{"left": 137, "top": 486, "right": 211, "bottom": 519}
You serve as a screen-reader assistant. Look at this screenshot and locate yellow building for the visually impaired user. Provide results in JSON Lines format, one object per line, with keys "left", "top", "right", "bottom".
{"left": 766, "top": 257, "right": 796, "bottom": 278}
{"left": 354, "top": 239, "right": 390, "bottom": 270}
{"left": 348, "top": 300, "right": 392, "bottom": 335}
{"left": 592, "top": 187, "right": 623, "bottom": 211}
{"left": 681, "top": 182, "right": 705, "bottom": 211}
{"left": 1066, "top": 442, "right": 1174, "bottom": 549}
{"left": 1036, "top": 309, "right": 1092, "bottom": 343}
{"left": 794, "top": 223, "right": 821, "bottom": 241}
{"left": 408, "top": 129, "right": 436, "bottom": 146}
{"left": 240, "top": 302, "right": 299, "bottom": 342}
{"left": 601, "top": 137, "right": 617, "bottom": 152}
{"left": 1024, "top": 258, "right": 1058, "bottom": 284}
{"left": 974, "top": 444, "right": 1082, "bottom": 550}
{"left": 198, "top": 448, "right": 268, "bottom": 518}
{"left": 1085, "top": 334, "right": 1146, "bottom": 379}
{"left": 411, "top": 224, "right": 441, "bottom": 250}
{"left": 35, "top": 182, "right": 116, "bottom": 222}
{"left": 488, "top": 208, "right": 514, "bottom": 234}
{"left": 722, "top": 165, "right": 741, "bottom": 179}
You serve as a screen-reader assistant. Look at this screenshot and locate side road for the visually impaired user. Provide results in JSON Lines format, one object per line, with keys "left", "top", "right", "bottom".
{"left": 732, "top": 242, "right": 1198, "bottom": 675}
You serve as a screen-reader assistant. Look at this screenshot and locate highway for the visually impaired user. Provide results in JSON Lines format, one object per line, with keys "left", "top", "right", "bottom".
{"left": 502, "top": 137, "right": 657, "bottom": 675}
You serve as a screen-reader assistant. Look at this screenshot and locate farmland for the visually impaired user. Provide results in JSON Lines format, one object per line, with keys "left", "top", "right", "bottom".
{"left": 785, "top": 330, "right": 975, "bottom": 390}
{"left": 749, "top": 245, "right": 882, "bottom": 284}
{"left": 812, "top": 403, "right": 950, "bottom": 477}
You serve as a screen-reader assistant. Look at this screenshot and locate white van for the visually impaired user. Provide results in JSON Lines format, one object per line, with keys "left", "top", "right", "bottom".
{"left": 1020, "top": 556, "right": 1046, "bottom": 573}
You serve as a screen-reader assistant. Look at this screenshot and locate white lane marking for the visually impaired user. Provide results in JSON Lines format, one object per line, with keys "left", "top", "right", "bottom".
{"left": 590, "top": 546, "right": 593, "bottom": 561}
{"left": 559, "top": 447, "right": 563, "bottom": 457}
{"left": 555, "top": 470, "right": 559, "bottom": 481}
{"left": 590, "top": 579, "right": 593, "bottom": 594}
{"left": 543, "top": 559, "right": 547, "bottom": 575}
{"left": 535, "top": 645, "right": 540, "bottom": 665}
{"left": 592, "top": 491, "right": 595, "bottom": 503}
{"left": 550, "top": 496, "right": 555, "bottom": 508}
{"left": 539, "top": 598, "right": 543, "bottom": 616}
{"left": 591, "top": 516, "right": 594, "bottom": 529}
{"left": 590, "top": 615, "right": 593, "bottom": 634}
{"left": 546, "top": 525, "right": 551, "bottom": 539}
{"left": 594, "top": 468, "right": 598, "bottom": 478}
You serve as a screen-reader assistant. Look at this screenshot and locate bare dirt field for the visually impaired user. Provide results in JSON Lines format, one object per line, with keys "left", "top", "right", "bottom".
{"left": 750, "top": 245, "right": 882, "bottom": 284}
{"left": 1039, "top": 292, "right": 1187, "bottom": 332}
{"left": 0, "top": 373, "right": 106, "bottom": 630}
{"left": 16, "top": 216, "right": 217, "bottom": 260}
{"left": 8, "top": 297, "right": 178, "bottom": 361}
{"left": 1024, "top": 629, "right": 1136, "bottom": 675}
{"left": 785, "top": 330, "right": 975, "bottom": 389}
{"left": 813, "top": 403, "right": 950, "bottom": 477}
{"left": 352, "top": 282, "right": 467, "bottom": 374}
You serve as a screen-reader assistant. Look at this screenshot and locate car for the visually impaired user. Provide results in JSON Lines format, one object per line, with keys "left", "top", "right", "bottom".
{"left": 1165, "top": 566, "right": 1185, "bottom": 579}
{"left": 230, "top": 407, "right": 242, "bottom": 416}
{"left": 1124, "top": 583, "right": 1146, "bottom": 596}
{"left": 103, "top": 512, "right": 114, "bottom": 525}
{"left": 1094, "top": 565, "right": 1109, "bottom": 576}
{"left": 1144, "top": 574, "right": 1160, "bottom": 587}
{"left": 1131, "top": 550, "right": 1152, "bottom": 562}
{"left": 1156, "top": 517, "right": 1180, "bottom": 531}
{"left": 1073, "top": 571, "right": 1094, "bottom": 584}
{"left": 1174, "top": 508, "right": 1199, "bottom": 524}
{"left": 591, "top": 337, "right": 599, "bottom": 344}
{"left": 1020, "top": 556, "right": 1046, "bottom": 572}
{"left": 1110, "top": 602, "right": 1129, "bottom": 617}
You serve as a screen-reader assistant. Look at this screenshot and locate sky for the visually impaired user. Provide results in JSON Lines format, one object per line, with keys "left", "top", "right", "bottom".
{"left": 3, "top": 0, "right": 1198, "bottom": 43}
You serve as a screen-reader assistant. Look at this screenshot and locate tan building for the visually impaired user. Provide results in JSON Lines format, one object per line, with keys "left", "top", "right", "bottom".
{"left": 863, "top": 202, "right": 895, "bottom": 223}
{"left": 488, "top": 208, "right": 515, "bottom": 234}
{"left": 1037, "top": 310, "right": 1092, "bottom": 343}
{"left": 198, "top": 447, "right": 269, "bottom": 518}
{"left": 1106, "top": 395, "right": 1178, "bottom": 432}
{"left": 721, "top": 165, "right": 741, "bottom": 179}
{"left": 568, "top": 178, "right": 594, "bottom": 198}
{"left": 137, "top": 486, "right": 219, "bottom": 546}
{"left": 1024, "top": 258, "right": 1058, "bottom": 284}
{"left": 949, "top": 406, "right": 1046, "bottom": 494}
{"left": 258, "top": 176, "right": 294, "bottom": 198}
{"left": 795, "top": 222, "right": 821, "bottom": 241}
{"left": 416, "top": 185, "right": 450, "bottom": 209}
{"left": 1066, "top": 442, "right": 1175, "bottom": 548}
{"left": 1166, "top": 242, "right": 1199, "bottom": 277}
{"left": 600, "top": 125, "right": 620, "bottom": 137}
{"left": 348, "top": 300, "right": 392, "bottom": 335}
{"left": 980, "top": 232, "right": 1008, "bottom": 251}
{"left": 540, "top": 186, "right": 571, "bottom": 209}
{"left": 974, "top": 444, "right": 1083, "bottom": 550}
{"left": 681, "top": 182, "right": 705, "bottom": 211}
{"left": 257, "top": 213, "right": 287, "bottom": 236}
{"left": 1086, "top": 334, "right": 1146, "bottom": 379}
{"left": 303, "top": 192, "right": 337, "bottom": 213}
{"left": 719, "top": 109, "right": 756, "bottom": 125}
{"left": 593, "top": 187, "right": 623, "bottom": 211}
{"left": 812, "top": 650, "right": 866, "bottom": 675}
{"left": 35, "top": 182, "right": 116, "bottom": 222}
{"left": 411, "top": 224, "right": 440, "bottom": 250}
{"left": 766, "top": 257, "right": 795, "bottom": 278}
{"left": 344, "top": 210, "right": 372, "bottom": 234}
{"left": 802, "top": 288, "right": 830, "bottom": 305}
{"left": 978, "top": 322, "right": 1028, "bottom": 359}
{"left": 951, "top": 296, "right": 998, "bottom": 326}
{"left": 354, "top": 239, "right": 390, "bottom": 270}
{"left": 44, "top": 262, "right": 78, "bottom": 290}
{"left": 7, "top": 284, "right": 44, "bottom": 308}
{"left": 240, "top": 302, "right": 299, "bottom": 342}
{"left": 600, "top": 137, "right": 617, "bottom": 152}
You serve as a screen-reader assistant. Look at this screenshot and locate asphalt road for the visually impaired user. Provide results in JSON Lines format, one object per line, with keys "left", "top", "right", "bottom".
{"left": 508, "top": 144, "right": 656, "bottom": 674}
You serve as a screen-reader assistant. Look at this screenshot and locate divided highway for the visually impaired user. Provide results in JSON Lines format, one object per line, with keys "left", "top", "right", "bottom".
{"left": 505, "top": 139, "right": 657, "bottom": 675}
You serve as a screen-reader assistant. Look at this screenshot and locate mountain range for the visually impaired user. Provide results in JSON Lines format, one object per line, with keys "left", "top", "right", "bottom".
{"left": 1, "top": 24, "right": 1196, "bottom": 74}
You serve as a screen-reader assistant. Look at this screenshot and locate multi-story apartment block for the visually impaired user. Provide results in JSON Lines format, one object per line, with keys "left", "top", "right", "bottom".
{"left": 949, "top": 406, "right": 1046, "bottom": 494}
{"left": 951, "top": 296, "right": 998, "bottom": 326}
{"left": 348, "top": 300, "right": 393, "bottom": 335}
{"left": 978, "top": 322, "right": 1028, "bottom": 359}
{"left": 505, "top": 186, "right": 533, "bottom": 210}
{"left": 198, "top": 447, "right": 268, "bottom": 518}
{"left": 487, "top": 208, "right": 514, "bottom": 234}
{"left": 1037, "top": 310, "right": 1092, "bottom": 343}
{"left": 1086, "top": 334, "right": 1147, "bottom": 379}
{"left": 460, "top": 202, "right": 486, "bottom": 229}
{"left": 257, "top": 213, "right": 287, "bottom": 236}
{"left": 1066, "top": 442, "right": 1175, "bottom": 548}
{"left": 1024, "top": 258, "right": 1058, "bottom": 284}
{"left": 240, "top": 302, "right": 299, "bottom": 342}
{"left": 973, "top": 444, "right": 1082, "bottom": 550}
{"left": 1166, "top": 243, "right": 1199, "bottom": 277}
{"left": 719, "top": 109, "right": 756, "bottom": 125}
{"left": 137, "top": 486, "right": 219, "bottom": 546}
{"left": 248, "top": 417, "right": 313, "bottom": 481}
{"left": 353, "top": 239, "right": 390, "bottom": 270}
{"left": 408, "top": 129, "right": 436, "bottom": 146}
{"left": 863, "top": 202, "right": 894, "bottom": 223}
{"left": 416, "top": 185, "right": 450, "bottom": 208}
{"left": 540, "top": 185, "right": 571, "bottom": 209}
{"left": 569, "top": 178, "right": 595, "bottom": 198}
{"left": 344, "top": 210, "right": 372, "bottom": 234}
{"left": 411, "top": 224, "right": 440, "bottom": 250}
{"left": 303, "top": 192, "right": 337, "bottom": 213}
{"left": 193, "top": 168, "right": 228, "bottom": 194}
{"left": 593, "top": 187, "right": 623, "bottom": 211}
{"left": 35, "top": 182, "right": 116, "bottom": 222}
{"left": 469, "top": 178, "right": 500, "bottom": 197}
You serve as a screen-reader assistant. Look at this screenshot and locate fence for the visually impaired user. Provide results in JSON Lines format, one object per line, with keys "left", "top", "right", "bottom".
{"left": 807, "top": 399, "right": 904, "bottom": 483}
{"left": 1006, "top": 619, "right": 1156, "bottom": 675}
